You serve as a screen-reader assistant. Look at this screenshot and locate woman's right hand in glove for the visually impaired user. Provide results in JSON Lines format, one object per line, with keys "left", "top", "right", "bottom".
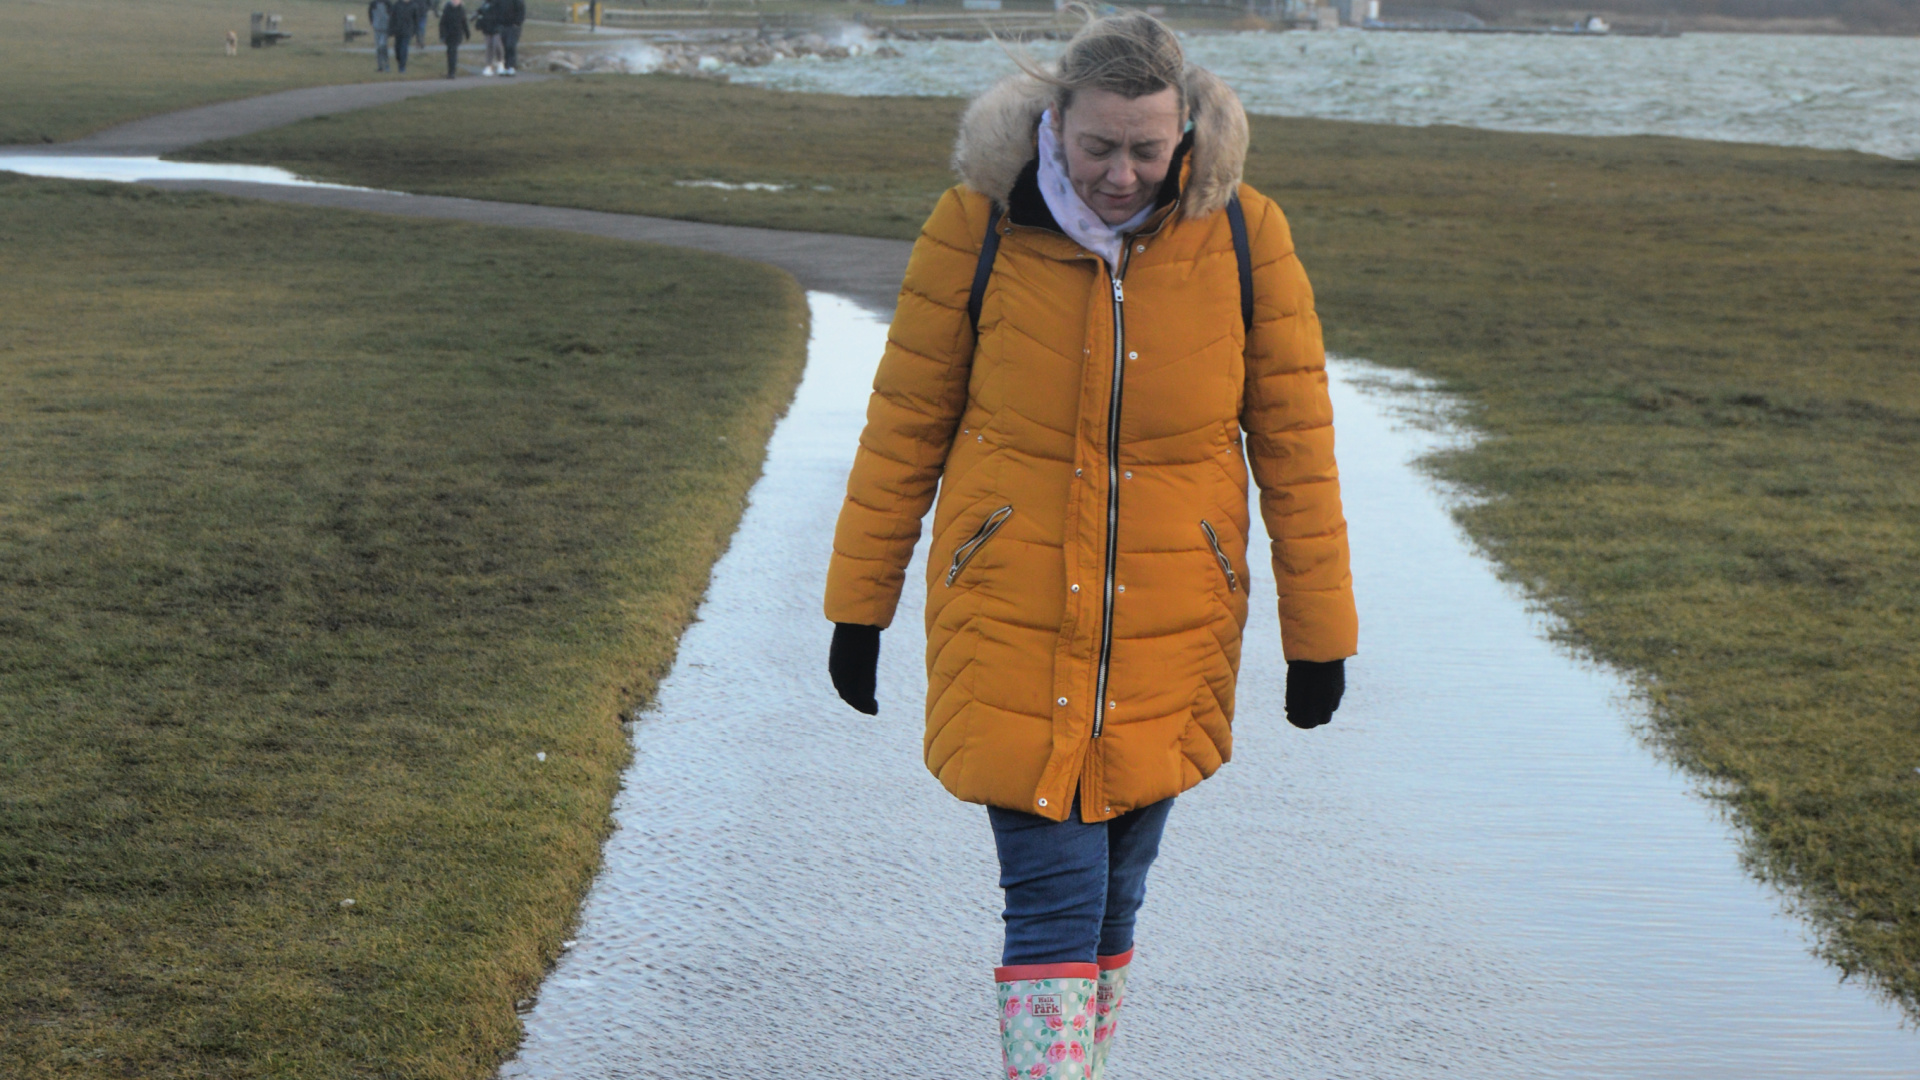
{"left": 829, "top": 623, "right": 882, "bottom": 715}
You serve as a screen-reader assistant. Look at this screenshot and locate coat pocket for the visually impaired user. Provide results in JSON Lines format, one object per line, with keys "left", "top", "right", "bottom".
{"left": 1200, "top": 520, "right": 1240, "bottom": 593}
{"left": 945, "top": 505, "right": 1013, "bottom": 587}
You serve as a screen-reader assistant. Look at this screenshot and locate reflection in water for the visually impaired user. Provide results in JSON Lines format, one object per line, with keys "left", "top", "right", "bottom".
{"left": 0, "top": 155, "right": 363, "bottom": 189}
{"left": 499, "top": 294, "right": 1915, "bottom": 1078}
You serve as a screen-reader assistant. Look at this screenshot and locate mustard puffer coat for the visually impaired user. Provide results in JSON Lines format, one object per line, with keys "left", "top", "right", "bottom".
{"left": 825, "top": 71, "right": 1358, "bottom": 824}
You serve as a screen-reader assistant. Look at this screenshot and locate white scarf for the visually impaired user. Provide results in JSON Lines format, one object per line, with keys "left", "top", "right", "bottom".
{"left": 1037, "top": 110, "right": 1153, "bottom": 270}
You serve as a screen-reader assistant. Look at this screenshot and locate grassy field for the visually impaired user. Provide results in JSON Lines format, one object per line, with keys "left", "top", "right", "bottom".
{"left": 0, "top": 174, "right": 808, "bottom": 1077}
{"left": 0, "top": 0, "right": 591, "bottom": 145}
{"left": 187, "top": 75, "right": 1920, "bottom": 1014}
{"left": 187, "top": 77, "right": 967, "bottom": 237}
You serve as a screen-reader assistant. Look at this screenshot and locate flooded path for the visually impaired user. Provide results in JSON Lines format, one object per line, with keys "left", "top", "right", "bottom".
{"left": 499, "top": 294, "right": 1916, "bottom": 1079}
{"left": 8, "top": 83, "right": 1912, "bottom": 1073}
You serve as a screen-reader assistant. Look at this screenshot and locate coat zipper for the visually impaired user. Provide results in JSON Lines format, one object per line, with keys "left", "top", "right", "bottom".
{"left": 1092, "top": 266, "right": 1128, "bottom": 739}
{"left": 1200, "top": 520, "right": 1240, "bottom": 592}
{"left": 944, "top": 505, "right": 1013, "bottom": 587}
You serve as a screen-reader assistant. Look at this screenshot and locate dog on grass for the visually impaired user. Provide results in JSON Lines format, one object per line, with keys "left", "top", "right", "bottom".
{"left": 226, "top": 30, "right": 238, "bottom": 56}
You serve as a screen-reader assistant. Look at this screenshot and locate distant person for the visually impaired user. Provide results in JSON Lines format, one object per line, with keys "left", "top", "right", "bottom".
{"left": 368, "top": 0, "right": 392, "bottom": 72}
{"left": 439, "top": 0, "right": 469, "bottom": 78}
{"left": 497, "top": 0, "right": 525, "bottom": 76}
{"left": 824, "top": 11, "right": 1355, "bottom": 1080}
{"left": 473, "top": 0, "right": 504, "bottom": 76}
{"left": 414, "top": 0, "right": 433, "bottom": 49}
{"left": 389, "top": 0, "right": 417, "bottom": 72}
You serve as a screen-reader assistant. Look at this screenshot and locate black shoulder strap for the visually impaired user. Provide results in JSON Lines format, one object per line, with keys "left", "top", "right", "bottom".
{"left": 967, "top": 204, "right": 1003, "bottom": 337}
{"left": 1227, "top": 194, "right": 1253, "bottom": 337}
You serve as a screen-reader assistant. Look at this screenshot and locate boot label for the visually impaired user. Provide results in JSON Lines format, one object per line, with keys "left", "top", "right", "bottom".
{"left": 1028, "top": 993, "right": 1063, "bottom": 1018}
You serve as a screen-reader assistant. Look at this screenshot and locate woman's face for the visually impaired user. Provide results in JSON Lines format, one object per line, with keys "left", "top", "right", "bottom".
{"left": 1056, "top": 86, "right": 1184, "bottom": 226}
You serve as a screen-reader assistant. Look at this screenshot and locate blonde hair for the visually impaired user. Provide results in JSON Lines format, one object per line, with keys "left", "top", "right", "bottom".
{"left": 1010, "top": 8, "right": 1188, "bottom": 116}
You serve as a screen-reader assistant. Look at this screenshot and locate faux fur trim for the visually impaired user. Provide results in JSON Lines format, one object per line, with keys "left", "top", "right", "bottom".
{"left": 950, "top": 68, "right": 1249, "bottom": 221}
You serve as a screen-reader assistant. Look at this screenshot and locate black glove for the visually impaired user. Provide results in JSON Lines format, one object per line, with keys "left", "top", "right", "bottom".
{"left": 829, "top": 623, "right": 882, "bottom": 715}
{"left": 1285, "top": 658, "right": 1345, "bottom": 729}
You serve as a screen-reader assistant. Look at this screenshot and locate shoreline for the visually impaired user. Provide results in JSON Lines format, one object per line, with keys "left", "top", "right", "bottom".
{"left": 513, "top": 28, "right": 1920, "bottom": 163}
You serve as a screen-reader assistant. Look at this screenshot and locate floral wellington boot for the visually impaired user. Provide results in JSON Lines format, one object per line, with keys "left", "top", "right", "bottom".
{"left": 996, "top": 962, "right": 1098, "bottom": 1080}
{"left": 1089, "top": 950, "right": 1133, "bottom": 1079}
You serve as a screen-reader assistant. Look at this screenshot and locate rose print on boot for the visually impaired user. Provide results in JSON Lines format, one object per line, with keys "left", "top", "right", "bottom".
{"left": 995, "top": 964, "right": 1098, "bottom": 1080}
{"left": 1089, "top": 952, "right": 1134, "bottom": 1080}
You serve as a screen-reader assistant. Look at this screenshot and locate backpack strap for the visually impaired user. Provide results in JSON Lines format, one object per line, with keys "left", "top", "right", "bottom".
{"left": 1226, "top": 194, "right": 1253, "bottom": 338}
{"left": 967, "top": 204, "right": 1003, "bottom": 337}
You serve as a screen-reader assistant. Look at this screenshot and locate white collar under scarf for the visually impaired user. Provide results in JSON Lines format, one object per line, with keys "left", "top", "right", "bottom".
{"left": 1037, "top": 109, "right": 1154, "bottom": 271}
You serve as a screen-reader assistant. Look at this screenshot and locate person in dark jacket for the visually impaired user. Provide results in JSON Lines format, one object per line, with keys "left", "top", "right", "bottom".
{"left": 439, "top": 0, "right": 469, "bottom": 78}
{"left": 368, "top": 0, "right": 392, "bottom": 72}
{"left": 497, "top": 0, "right": 525, "bottom": 75}
{"left": 415, "top": 0, "right": 434, "bottom": 48}
{"left": 389, "top": 0, "right": 417, "bottom": 72}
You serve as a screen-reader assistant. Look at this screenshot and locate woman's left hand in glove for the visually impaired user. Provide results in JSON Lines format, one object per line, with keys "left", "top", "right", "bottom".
{"left": 1285, "top": 658, "right": 1346, "bottom": 729}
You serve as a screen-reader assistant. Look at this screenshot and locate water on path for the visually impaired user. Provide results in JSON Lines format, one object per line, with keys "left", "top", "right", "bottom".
{"left": 498, "top": 294, "right": 1915, "bottom": 1079}
{"left": 0, "top": 155, "right": 365, "bottom": 189}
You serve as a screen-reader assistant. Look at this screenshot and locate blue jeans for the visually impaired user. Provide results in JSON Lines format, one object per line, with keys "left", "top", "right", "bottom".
{"left": 988, "top": 796, "right": 1174, "bottom": 966}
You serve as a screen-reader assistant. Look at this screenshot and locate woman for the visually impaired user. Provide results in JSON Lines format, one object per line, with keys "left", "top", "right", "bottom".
{"left": 824, "top": 12, "right": 1356, "bottom": 1079}
{"left": 438, "top": 0, "right": 468, "bottom": 79}
{"left": 472, "top": 0, "right": 503, "bottom": 77}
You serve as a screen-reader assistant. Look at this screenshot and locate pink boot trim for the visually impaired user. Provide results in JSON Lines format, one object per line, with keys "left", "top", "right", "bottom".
{"left": 995, "top": 961, "right": 1099, "bottom": 982}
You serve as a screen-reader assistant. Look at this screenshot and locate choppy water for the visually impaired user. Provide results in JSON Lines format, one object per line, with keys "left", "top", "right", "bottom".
{"left": 717, "top": 31, "right": 1920, "bottom": 159}
{"left": 497, "top": 293, "right": 1916, "bottom": 1079}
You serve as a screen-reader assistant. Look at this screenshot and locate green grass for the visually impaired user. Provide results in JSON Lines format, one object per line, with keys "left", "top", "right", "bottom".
{"left": 7, "top": 0, "right": 379, "bottom": 145}
{"left": 189, "top": 75, "right": 1920, "bottom": 1014}
{"left": 0, "top": 174, "right": 808, "bottom": 1077}
{"left": 1, "top": 0, "right": 587, "bottom": 145}
{"left": 189, "top": 76, "right": 966, "bottom": 237}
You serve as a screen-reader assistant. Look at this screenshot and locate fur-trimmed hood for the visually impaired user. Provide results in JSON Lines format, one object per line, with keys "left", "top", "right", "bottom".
{"left": 951, "top": 67, "right": 1250, "bottom": 221}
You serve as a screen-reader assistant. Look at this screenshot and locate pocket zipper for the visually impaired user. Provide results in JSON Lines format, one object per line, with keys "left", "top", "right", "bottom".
{"left": 945, "top": 505, "right": 1014, "bottom": 587}
{"left": 1200, "top": 520, "right": 1239, "bottom": 593}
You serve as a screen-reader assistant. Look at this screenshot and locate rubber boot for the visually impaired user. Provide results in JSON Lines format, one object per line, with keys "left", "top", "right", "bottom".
{"left": 996, "top": 963, "right": 1097, "bottom": 1080}
{"left": 1089, "top": 950, "right": 1133, "bottom": 1079}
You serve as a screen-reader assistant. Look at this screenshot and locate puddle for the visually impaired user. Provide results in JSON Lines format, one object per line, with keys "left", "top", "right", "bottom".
{"left": 0, "top": 155, "right": 369, "bottom": 190}
{"left": 673, "top": 179, "right": 792, "bottom": 192}
{"left": 498, "top": 293, "right": 1917, "bottom": 1078}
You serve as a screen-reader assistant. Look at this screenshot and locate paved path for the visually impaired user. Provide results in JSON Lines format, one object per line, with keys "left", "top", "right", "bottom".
{"left": 139, "top": 180, "right": 912, "bottom": 314}
{"left": 2, "top": 73, "right": 913, "bottom": 313}
{"left": 43, "top": 77, "right": 549, "bottom": 156}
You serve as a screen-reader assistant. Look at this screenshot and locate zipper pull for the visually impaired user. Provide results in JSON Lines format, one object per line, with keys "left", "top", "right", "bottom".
{"left": 1112, "top": 278, "right": 1124, "bottom": 303}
